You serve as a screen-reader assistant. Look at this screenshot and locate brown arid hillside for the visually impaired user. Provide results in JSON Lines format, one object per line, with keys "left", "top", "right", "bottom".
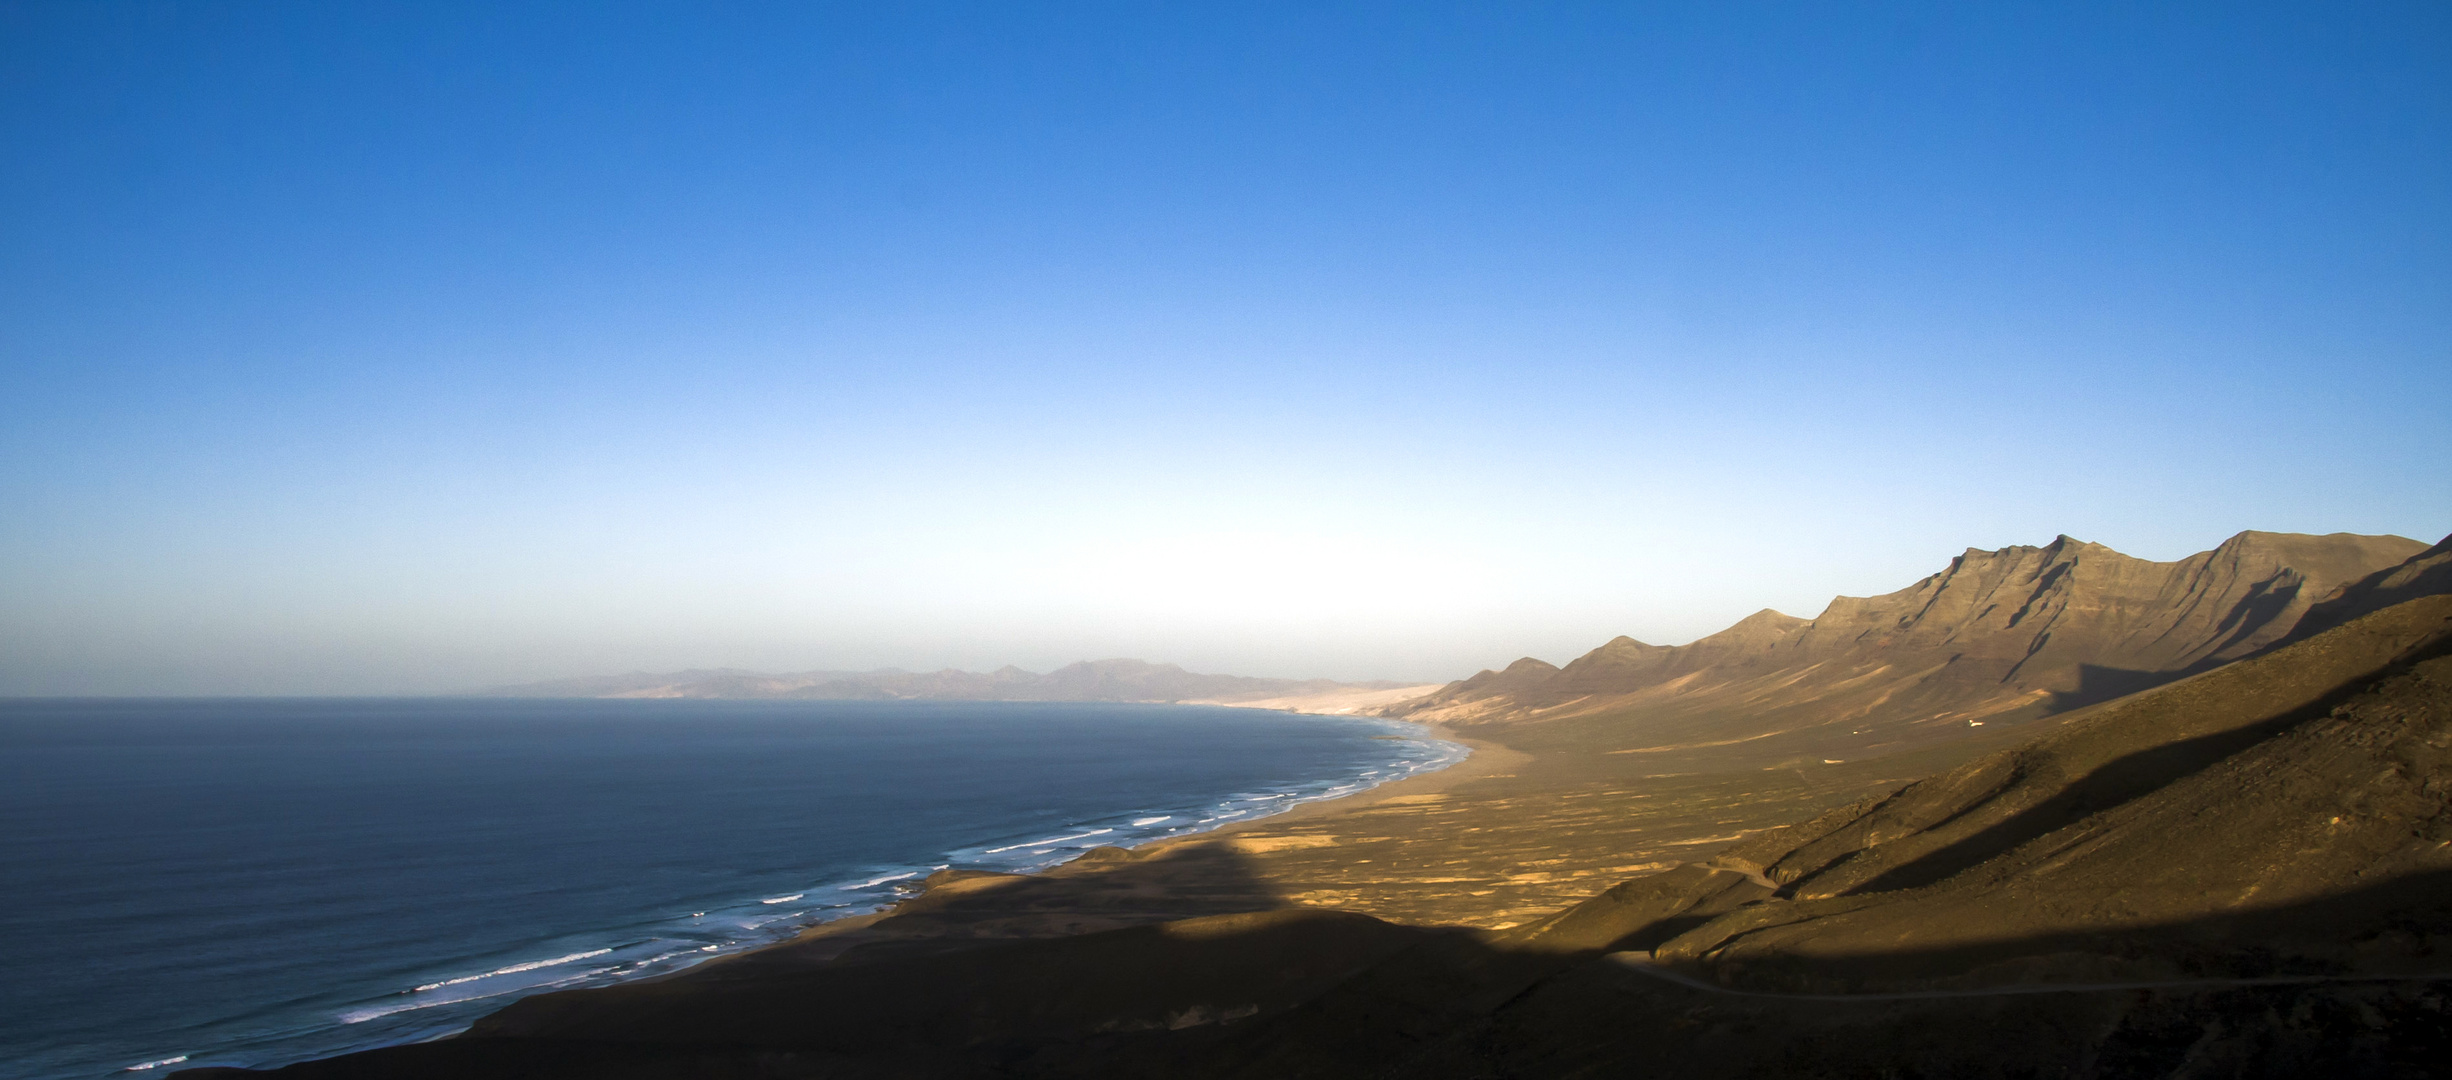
{"left": 2286, "top": 532, "right": 2452, "bottom": 638}
{"left": 1522, "top": 590, "right": 2452, "bottom": 968}
{"left": 1389, "top": 531, "right": 2427, "bottom": 766}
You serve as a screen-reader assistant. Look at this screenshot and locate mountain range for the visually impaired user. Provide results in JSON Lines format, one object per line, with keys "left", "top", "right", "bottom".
{"left": 490, "top": 659, "right": 1418, "bottom": 707}
{"left": 1386, "top": 530, "right": 2434, "bottom": 763}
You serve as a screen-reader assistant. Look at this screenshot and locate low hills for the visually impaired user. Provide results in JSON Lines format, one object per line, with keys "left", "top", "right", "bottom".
{"left": 489, "top": 658, "right": 1425, "bottom": 711}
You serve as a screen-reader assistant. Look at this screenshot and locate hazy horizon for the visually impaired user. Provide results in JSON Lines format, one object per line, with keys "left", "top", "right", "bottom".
{"left": 4, "top": 4, "right": 2447, "bottom": 695}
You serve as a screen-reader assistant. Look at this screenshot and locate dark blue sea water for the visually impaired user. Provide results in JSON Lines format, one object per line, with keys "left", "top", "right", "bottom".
{"left": 0, "top": 698, "right": 1464, "bottom": 1079}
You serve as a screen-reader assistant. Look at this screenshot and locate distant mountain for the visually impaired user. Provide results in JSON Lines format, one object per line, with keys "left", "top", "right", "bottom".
{"left": 486, "top": 668, "right": 872, "bottom": 698}
{"left": 1386, "top": 530, "right": 2436, "bottom": 758}
{"left": 488, "top": 659, "right": 1416, "bottom": 706}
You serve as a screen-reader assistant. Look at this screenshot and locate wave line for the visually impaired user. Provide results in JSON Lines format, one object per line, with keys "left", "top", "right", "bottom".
{"left": 981, "top": 827, "right": 1114, "bottom": 854}
{"left": 411, "top": 949, "right": 612, "bottom": 993}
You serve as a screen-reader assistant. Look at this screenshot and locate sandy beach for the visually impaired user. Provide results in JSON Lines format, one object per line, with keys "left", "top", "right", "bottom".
{"left": 680, "top": 705, "right": 1939, "bottom": 982}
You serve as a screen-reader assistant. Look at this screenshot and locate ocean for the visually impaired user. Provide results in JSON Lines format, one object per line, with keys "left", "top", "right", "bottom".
{"left": 0, "top": 698, "right": 1464, "bottom": 1079}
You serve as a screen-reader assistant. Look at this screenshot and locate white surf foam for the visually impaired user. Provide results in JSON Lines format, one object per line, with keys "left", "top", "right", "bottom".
{"left": 635, "top": 947, "right": 708, "bottom": 967}
{"left": 125, "top": 1056, "right": 188, "bottom": 1071}
{"left": 981, "top": 827, "right": 1113, "bottom": 855}
{"left": 410, "top": 949, "right": 612, "bottom": 993}
{"left": 346, "top": 967, "right": 612, "bottom": 1023}
{"left": 337, "top": 719, "right": 1470, "bottom": 1036}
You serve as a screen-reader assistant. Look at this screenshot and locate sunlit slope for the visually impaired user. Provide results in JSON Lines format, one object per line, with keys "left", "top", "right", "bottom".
{"left": 1525, "top": 592, "right": 2452, "bottom": 988}
{"left": 1392, "top": 531, "right": 2427, "bottom": 766}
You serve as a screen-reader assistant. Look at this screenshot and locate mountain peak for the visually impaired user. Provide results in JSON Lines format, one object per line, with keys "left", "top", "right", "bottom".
{"left": 1052, "top": 658, "right": 1189, "bottom": 675}
{"left": 1732, "top": 607, "right": 1803, "bottom": 627}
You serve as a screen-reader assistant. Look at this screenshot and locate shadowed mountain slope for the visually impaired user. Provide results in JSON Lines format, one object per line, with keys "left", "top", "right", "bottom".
{"left": 1389, "top": 531, "right": 2428, "bottom": 763}
{"left": 2287, "top": 533, "right": 2452, "bottom": 641}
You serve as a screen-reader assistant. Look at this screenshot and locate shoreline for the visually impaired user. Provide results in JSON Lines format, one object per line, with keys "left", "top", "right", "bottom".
{"left": 651, "top": 714, "right": 1488, "bottom": 976}
{"left": 164, "top": 703, "right": 1469, "bottom": 1075}
{"left": 1130, "top": 721, "right": 1513, "bottom": 838}
{"left": 388, "top": 711, "right": 1483, "bottom": 1013}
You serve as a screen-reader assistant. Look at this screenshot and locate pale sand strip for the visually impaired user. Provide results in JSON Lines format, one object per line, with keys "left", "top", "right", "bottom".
{"left": 1178, "top": 683, "right": 1448, "bottom": 715}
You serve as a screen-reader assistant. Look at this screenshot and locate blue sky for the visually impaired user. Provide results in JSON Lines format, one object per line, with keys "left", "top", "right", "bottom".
{"left": 2, "top": 2, "right": 2446, "bottom": 693}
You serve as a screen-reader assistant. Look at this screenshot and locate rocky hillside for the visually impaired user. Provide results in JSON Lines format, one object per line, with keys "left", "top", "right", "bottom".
{"left": 1388, "top": 531, "right": 2429, "bottom": 760}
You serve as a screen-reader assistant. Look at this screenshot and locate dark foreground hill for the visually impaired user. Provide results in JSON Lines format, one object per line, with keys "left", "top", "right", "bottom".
{"left": 184, "top": 534, "right": 2452, "bottom": 1080}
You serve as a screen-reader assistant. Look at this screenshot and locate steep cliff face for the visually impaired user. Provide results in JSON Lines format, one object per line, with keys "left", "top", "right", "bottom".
{"left": 1390, "top": 531, "right": 2431, "bottom": 757}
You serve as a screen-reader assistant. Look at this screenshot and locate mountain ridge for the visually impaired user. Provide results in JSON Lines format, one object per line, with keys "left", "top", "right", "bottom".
{"left": 1383, "top": 530, "right": 2432, "bottom": 763}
